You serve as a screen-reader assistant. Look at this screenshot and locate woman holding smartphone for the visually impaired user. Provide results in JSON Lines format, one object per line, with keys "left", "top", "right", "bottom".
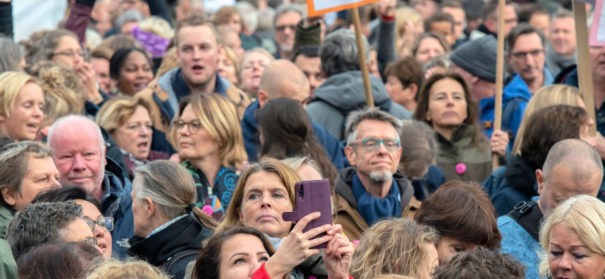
{"left": 215, "top": 158, "right": 353, "bottom": 279}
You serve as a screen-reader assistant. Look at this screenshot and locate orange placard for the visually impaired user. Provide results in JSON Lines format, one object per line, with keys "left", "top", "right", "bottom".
{"left": 306, "top": 0, "right": 380, "bottom": 16}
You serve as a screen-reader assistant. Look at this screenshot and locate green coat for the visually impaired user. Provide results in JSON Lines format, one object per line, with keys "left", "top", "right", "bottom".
{"left": 0, "top": 206, "right": 16, "bottom": 279}
{"left": 436, "top": 124, "right": 492, "bottom": 183}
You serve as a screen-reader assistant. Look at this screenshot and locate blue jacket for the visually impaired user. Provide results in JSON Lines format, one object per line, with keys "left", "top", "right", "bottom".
{"left": 480, "top": 71, "right": 553, "bottom": 140}
{"left": 101, "top": 159, "right": 134, "bottom": 259}
{"left": 241, "top": 101, "right": 345, "bottom": 169}
{"left": 498, "top": 212, "right": 542, "bottom": 279}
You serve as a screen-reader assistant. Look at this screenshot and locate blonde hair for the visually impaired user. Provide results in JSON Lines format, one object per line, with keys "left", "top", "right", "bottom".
{"left": 539, "top": 195, "right": 605, "bottom": 276}
{"left": 169, "top": 93, "right": 247, "bottom": 169}
{"left": 31, "top": 62, "right": 86, "bottom": 127}
{"left": 0, "top": 71, "right": 40, "bottom": 118}
{"left": 395, "top": 7, "right": 424, "bottom": 57}
{"left": 138, "top": 16, "right": 174, "bottom": 39}
{"left": 512, "top": 85, "right": 583, "bottom": 154}
{"left": 351, "top": 219, "right": 439, "bottom": 279}
{"left": 239, "top": 48, "right": 275, "bottom": 79}
{"left": 155, "top": 47, "right": 178, "bottom": 79}
{"left": 215, "top": 157, "right": 301, "bottom": 236}
{"left": 86, "top": 259, "right": 169, "bottom": 279}
{"left": 96, "top": 97, "right": 151, "bottom": 134}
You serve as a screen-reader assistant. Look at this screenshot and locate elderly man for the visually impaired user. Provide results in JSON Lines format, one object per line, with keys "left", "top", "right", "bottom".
{"left": 241, "top": 60, "right": 342, "bottom": 167}
{"left": 498, "top": 139, "right": 604, "bottom": 279}
{"left": 335, "top": 109, "right": 418, "bottom": 240}
{"left": 273, "top": 4, "right": 304, "bottom": 60}
{"left": 138, "top": 15, "right": 250, "bottom": 153}
{"left": 306, "top": 29, "right": 411, "bottom": 141}
{"left": 6, "top": 201, "right": 95, "bottom": 259}
{"left": 47, "top": 115, "right": 132, "bottom": 258}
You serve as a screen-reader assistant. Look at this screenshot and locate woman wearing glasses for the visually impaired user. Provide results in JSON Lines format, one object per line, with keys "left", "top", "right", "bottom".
{"left": 24, "top": 29, "right": 106, "bottom": 115}
{"left": 414, "top": 72, "right": 507, "bottom": 182}
{"left": 96, "top": 97, "right": 169, "bottom": 178}
{"left": 33, "top": 186, "right": 114, "bottom": 259}
{"left": 169, "top": 94, "right": 247, "bottom": 219}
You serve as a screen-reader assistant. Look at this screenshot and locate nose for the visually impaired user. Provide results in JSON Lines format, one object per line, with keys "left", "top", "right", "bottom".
{"left": 558, "top": 253, "right": 572, "bottom": 271}
{"left": 260, "top": 194, "right": 272, "bottom": 208}
{"left": 33, "top": 105, "right": 43, "bottom": 118}
{"left": 192, "top": 48, "right": 202, "bottom": 59}
{"left": 93, "top": 223, "right": 106, "bottom": 237}
{"left": 72, "top": 154, "right": 87, "bottom": 171}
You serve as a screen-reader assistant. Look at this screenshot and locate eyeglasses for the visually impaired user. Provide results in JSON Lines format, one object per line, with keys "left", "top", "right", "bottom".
{"left": 174, "top": 120, "right": 203, "bottom": 134}
{"left": 52, "top": 49, "right": 87, "bottom": 59}
{"left": 510, "top": 49, "right": 543, "bottom": 59}
{"left": 275, "top": 24, "right": 296, "bottom": 32}
{"left": 350, "top": 138, "right": 401, "bottom": 152}
{"left": 83, "top": 216, "right": 115, "bottom": 232}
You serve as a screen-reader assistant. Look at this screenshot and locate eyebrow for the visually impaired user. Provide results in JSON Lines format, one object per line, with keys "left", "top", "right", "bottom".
{"left": 229, "top": 252, "right": 249, "bottom": 260}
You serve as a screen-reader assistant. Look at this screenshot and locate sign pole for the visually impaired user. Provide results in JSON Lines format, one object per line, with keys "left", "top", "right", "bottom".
{"left": 351, "top": 7, "right": 374, "bottom": 108}
{"left": 492, "top": 0, "right": 505, "bottom": 168}
{"left": 573, "top": 0, "right": 596, "bottom": 134}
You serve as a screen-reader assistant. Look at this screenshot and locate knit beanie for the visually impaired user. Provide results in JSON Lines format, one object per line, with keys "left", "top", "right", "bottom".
{"left": 450, "top": 36, "right": 498, "bottom": 82}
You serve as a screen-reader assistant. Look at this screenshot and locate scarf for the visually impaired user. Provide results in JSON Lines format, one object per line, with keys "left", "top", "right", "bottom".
{"left": 351, "top": 174, "right": 401, "bottom": 226}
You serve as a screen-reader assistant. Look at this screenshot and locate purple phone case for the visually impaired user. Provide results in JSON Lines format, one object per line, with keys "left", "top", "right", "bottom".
{"left": 282, "top": 179, "right": 332, "bottom": 249}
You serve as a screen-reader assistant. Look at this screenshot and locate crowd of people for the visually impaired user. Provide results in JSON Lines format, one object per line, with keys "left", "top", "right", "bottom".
{"left": 0, "top": 0, "right": 604, "bottom": 278}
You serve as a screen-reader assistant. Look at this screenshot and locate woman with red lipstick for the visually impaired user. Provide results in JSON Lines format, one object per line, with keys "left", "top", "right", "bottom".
{"left": 169, "top": 93, "right": 247, "bottom": 219}
{"left": 0, "top": 71, "right": 45, "bottom": 146}
{"left": 96, "top": 97, "right": 169, "bottom": 178}
{"left": 414, "top": 72, "right": 506, "bottom": 182}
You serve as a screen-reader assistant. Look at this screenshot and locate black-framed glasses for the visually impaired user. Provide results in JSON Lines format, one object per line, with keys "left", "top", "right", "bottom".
{"left": 510, "top": 49, "right": 543, "bottom": 59}
{"left": 83, "top": 216, "right": 115, "bottom": 232}
{"left": 173, "top": 120, "right": 203, "bottom": 134}
{"left": 350, "top": 138, "right": 401, "bottom": 152}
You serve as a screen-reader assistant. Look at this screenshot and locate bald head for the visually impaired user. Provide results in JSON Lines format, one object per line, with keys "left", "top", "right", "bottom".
{"left": 537, "top": 139, "right": 603, "bottom": 215}
{"left": 258, "top": 60, "right": 309, "bottom": 106}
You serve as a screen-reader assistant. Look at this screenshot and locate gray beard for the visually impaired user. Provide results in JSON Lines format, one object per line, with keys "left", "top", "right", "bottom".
{"left": 369, "top": 171, "right": 393, "bottom": 183}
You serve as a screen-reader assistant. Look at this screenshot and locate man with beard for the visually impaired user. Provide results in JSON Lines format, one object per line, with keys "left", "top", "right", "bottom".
{"left": 272, "top": 4, "right": 303, "bottom": 60}
{"left": 334, "top": 109, "right": 418, "bottom": 240}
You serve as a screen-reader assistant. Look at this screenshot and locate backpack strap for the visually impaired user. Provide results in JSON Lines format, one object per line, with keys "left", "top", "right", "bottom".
{"left": 162, "top": 249, "right": 199, "bottom": 277}
{"left": 507, "top": 201, "right": 543, "bottom": 242}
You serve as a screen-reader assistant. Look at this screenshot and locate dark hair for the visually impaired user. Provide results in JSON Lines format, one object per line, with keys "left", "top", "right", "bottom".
{"left": 415, "top": 181, "right": 502, "bottom": 249}
{"left": 109, "top": 47, "right": 152, "bottom": 80}
{"left": 425, "top": 12, "right": 455, "bottom": 33}
{"left": 433, "top": 247, "right": 524, "bottom": 279}
{"left": 517, "top": 3, "right": 550, "bottom": 23}
{"left": 292, "top": 44, "right": 320, "bottom": 62}
{"left": 32, "top": 186, "right": 101, "bottom": 209}
{"left": 483, "top": 0, "right": 514, "bottom": 20}
{"left": 414, "top": 72, "right": 485, "bottom": 147}
{"left": 192, "top": 227, "right": 275, "bottom": 279}
{"left": 7, "top": 201, "right": 83, "bottom": 259}
{"left": 520, "top": 105, "right": 589, "bottom": 171}
{"left": 18, "top": 242, "right": 101, "bottom": 279}
{"left": 506, "top": 23, "right": 545, "bottom": 52}
{"left": 257, "top": 98, "right": 337, "bottom": 182}
{"left": 384, "top": 56, "right": 425, "bottom": 94}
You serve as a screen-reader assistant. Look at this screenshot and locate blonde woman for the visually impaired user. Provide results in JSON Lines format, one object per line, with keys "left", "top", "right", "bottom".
{"left": 0, "top": 71, "right": 44, "bottom": 144}
{"left": 169, "top": 93, "right": 247, "bottom": 219}
{"left": 351, "top": 218, "right": 439, "bottom": 279}
{"left": 96, "top": 97, "right": 170, "bottom": 178}
{"left": 539, "top": 195, "right": 605, "bottom": 279}
{"left": 395, "top": 7, "right": 424, "bottom": 58}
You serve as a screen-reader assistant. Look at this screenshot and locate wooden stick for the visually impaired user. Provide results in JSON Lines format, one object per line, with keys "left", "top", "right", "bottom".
{"left": 573, "top": 0, "right": 596, "bottom": 135}
{"left": 351, "top": 7, "right": 374, "bottom": 108}
{"left": 492, "top": 0, "right": 505, "bottom": 169}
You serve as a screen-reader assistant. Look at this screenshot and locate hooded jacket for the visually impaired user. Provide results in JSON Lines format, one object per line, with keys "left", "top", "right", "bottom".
{"left": 334, "top": 168, "right": 419, "bottom": 240}
{"left": 306, "top": 71, "right": 412, "bottom": 140}
{"left": 102, "top": 158, "right": 134, "bottom": 259}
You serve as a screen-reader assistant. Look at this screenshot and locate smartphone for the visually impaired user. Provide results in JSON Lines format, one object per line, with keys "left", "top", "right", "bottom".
{"left": 282, "top": 179, "right": 332, "bottom": 248}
